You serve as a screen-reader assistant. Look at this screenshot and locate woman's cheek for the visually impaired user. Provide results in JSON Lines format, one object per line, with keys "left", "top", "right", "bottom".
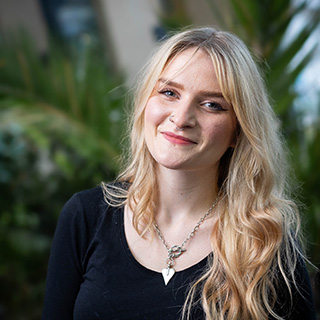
{"left": 207, "top": 120, "right": 236, "bottom": 149}
{"left": 144, "top": 97, "right": 168, "bottom": 126}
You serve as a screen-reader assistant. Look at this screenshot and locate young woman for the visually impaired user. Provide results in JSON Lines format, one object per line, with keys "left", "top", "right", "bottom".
{"left": 43, "top": 27, "right": 316, "bottom": 319}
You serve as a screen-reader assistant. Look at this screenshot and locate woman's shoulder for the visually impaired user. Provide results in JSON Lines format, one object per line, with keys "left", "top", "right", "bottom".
{"left": 58, "top": 183, "right": 124, "bottom": 232}
{"left": 72, "top": 186, "right": 105, "bottom": 210}
{"left": 62, "top": 186, "right": 105, "bottom": 218}
{"left": 66, "top": 181, "right": 128, "bottom": 214}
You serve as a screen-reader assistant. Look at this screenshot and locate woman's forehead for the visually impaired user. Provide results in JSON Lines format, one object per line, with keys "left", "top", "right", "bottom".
{"left": 159, "top": 48, "right": 216, "bottom": 81}
{"left": 155, "top": 48, "right": 228, "bottom": 99}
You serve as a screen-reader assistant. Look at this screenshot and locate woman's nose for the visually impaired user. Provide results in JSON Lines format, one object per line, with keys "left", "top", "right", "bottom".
{"left": 171, "top": 98, "right": 196, "bottom": 129}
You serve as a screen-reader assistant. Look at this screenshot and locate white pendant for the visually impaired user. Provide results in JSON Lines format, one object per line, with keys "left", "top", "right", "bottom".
{"left": 161, "top": 267, "right": 175, "bottom": 285}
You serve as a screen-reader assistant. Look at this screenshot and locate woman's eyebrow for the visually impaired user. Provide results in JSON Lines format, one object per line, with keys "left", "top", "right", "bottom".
{"left": 158, "top": 78, "right": 184, "bottom": 89}
{"left": 158, "top": 77, "right": 225, "bottom": 99}
{"left": 199, "top": 91, "right": 224, "bottom": 98}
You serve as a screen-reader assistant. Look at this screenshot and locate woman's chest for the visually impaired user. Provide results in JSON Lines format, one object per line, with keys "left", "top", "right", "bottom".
{"left": 73, "top": 236, "right": 204, "bottom": 320}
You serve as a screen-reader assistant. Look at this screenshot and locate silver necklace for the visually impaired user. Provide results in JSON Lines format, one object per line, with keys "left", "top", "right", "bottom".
{"left": 153, "top": 200, "right": 217, "bottom": 285}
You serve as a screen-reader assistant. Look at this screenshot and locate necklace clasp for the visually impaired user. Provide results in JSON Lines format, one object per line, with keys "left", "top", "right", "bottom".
{"left": 168, "top": 245, "right": 186, "bottom": 258}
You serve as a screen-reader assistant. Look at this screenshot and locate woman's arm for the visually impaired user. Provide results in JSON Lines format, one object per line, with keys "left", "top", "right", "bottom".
{"left": 272, "top": 253, "right": 316, "bottom": 320}
{"left": 42, "top": 193, "right": 89, "bottom": 319}
{"left": 288, "top": 257, "right": 316, "bottom": 320}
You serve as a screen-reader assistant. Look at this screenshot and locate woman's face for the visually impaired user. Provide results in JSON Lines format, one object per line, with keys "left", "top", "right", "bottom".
{"left": 144, "top": 48, "right": 237, "bottom": 175}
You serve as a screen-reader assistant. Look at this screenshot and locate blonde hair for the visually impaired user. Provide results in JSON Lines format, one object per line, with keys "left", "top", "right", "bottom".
{"left": 102, "top": 27, "right": 303, "bottom": 319}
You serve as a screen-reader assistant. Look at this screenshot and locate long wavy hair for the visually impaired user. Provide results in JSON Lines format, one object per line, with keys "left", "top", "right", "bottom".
{"left": 102, "top": 27, "right": 303, "bottom": 320}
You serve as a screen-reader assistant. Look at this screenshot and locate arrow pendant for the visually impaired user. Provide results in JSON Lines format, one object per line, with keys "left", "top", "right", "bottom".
{"left": 161, "top": 267, "right": 175, "bottom": 285}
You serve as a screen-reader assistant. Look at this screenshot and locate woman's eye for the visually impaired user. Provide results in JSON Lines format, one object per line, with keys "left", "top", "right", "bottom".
{"left": 202, "top": 102, "right": 225, "bottom": 111}
{"left": 159, "top": 89, "right": 177, "bottom": 98}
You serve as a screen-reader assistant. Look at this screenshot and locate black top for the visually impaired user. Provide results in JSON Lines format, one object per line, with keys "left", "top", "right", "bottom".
{"left": 42, "top": 186, "right": 316, "bottom": 319}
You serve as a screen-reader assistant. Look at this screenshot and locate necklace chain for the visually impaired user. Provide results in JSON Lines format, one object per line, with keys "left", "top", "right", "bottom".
{"left": 153, "top": 199, "right": 218, "bottom": 270}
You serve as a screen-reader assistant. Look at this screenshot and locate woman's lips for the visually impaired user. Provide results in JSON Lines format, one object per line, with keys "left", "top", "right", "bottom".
{"left": 161, "top": 131, "right": 197, "bottom": 145}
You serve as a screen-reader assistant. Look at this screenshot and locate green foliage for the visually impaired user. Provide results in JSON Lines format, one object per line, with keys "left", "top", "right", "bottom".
{"left": 0, "top": 32, "right": 126, "bottom": 319}
{"left": 0, "top": 32, "right": 126, "bottom": 158}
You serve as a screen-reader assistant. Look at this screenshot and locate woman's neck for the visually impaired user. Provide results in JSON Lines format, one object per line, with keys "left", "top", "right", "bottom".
{"left": 155, "top": 166, "right": 219, "bottom": 224}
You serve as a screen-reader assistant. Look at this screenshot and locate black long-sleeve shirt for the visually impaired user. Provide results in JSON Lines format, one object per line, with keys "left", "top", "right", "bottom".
{"left": 42, "top": 186, "right": 316, "bottom": 319}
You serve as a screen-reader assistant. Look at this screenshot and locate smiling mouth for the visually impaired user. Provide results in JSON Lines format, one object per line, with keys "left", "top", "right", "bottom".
{"left": 161, "top": 131, "right": 197, "bottom": 145}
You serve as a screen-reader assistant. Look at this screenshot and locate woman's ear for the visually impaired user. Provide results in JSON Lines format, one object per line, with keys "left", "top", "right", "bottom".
{"left": 229, "top": 119, "right": 239, "bottom": 149}
{"left": 229, "top": 136, "right": 236, "bottom": 149}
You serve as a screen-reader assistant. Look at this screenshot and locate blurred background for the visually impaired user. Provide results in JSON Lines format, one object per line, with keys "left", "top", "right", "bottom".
{"left": 0, "top": 0, "right": 319, "bottom": 319}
